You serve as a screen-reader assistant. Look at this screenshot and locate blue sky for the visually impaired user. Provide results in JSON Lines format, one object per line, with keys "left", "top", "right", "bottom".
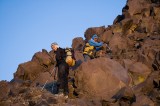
{"left": 0, "top": 0, "right": 126, "bottom": 81}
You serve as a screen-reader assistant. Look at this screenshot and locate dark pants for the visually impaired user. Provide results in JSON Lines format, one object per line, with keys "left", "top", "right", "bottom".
{"left": 83, "top": 54, "right": 91, "bottom": 62}
{"left": 57, "top": 62, "right": 69, "bottom": 94}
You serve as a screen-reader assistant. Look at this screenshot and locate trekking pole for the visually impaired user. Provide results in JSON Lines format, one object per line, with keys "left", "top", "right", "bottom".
{"left": 106, "top": 44, "right": 111, "bottom": 50}
{"left": 41, "top": 66, "right": 56, "bottom": 91}
{"left": 106, "top": 44, "right": 112, "bottom": 51}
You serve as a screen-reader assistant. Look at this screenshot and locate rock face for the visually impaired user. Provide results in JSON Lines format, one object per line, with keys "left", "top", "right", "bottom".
{"left": 14, "top": 49, "right": 56, "bottom": 85}
{"left": 74, "top": 58, "right": 129, "bottom": 100}
{"left": 0, "top": 0, "right": 160, "bottom": 105}
{"left": 72, "top": 37, "right": 85, "bottom": 51}
{"left": 84, "top": 26, "right": 106, "bottom": 41}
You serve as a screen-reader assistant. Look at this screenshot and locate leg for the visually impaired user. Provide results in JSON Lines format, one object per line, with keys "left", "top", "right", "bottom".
{"left": 63, "top": 62, "right": 69, "bottom": 95}
{"left": 58, "top": 62, "right": 69, "bottom": 94}
{"left": 83, "top": 54, "right": 91, "bottom": 62}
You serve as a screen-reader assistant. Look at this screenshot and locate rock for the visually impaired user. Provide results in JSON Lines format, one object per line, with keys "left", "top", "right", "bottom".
{"left": 0, "top": 81, "right": 10, "bottom": 101}
{"left": 140, "top": 17, "right": 159, "bottom": 34}
{"left": 121, "top": 19, "right": 134, "bottom": 35}
{"left": 74, "top": 58, "right": 129, "bottom": 100}
{"left": 1, "top": 0, "right": 160, "bottom": 105}
{"left": 148, "top": 88, "right": 160, "bottom": 105}
{"left": 129, "top": 62, "right": 151, "bottom": 85}
{"left": 14, "top": 49, "right": 55, "bottom": 82}
{"left": 154, "top": 6, "right": 160, "bottom": 18}
{"left": 109, "top": 33, "right": 128, "bottom": 54}
{"left": 152, "top": 51, "right": 160, "bottom": 71}
{"left": 101, "top": 30, "right": 113, "bottom": 43}
{"left": 133, "top": 71, "right": 160, "bottom": 95}
{"left": 49, "top": 50, "right": 56, "bottom": 62}
{"left": 112, "top": 23, "right": 122, "bottom": 34}
{"left": 132, "top": 94, "right": 155, "bottom": 106}
{"left": 134, "top": 43, "right": 141, "bottom": 49}
{"left": 113, "top": 15, "right": 125, "bottom": 24}
{"left": 0, "top": 101, "right": 11, "bottom": 106}
{"left": 122, "top": 59, "right": 135, "bottom": 70}
{"left": 84, "top": 26, "right": 106, "bottom": 41}
{"left": 127, "top": 0, "right": 150, "bottom": 16}
{"left": 32, "top": 49, "right": 55, "bottom": 67}
{"left": 35, "top": 100, "right": 49, "bottom": 106}
{"left": 14, "top": 61, "right": 45, "bottom": 81}
{"left": 72, "top": 37, "right": 85, "bottom": 51}
{"left": 31, "top": 71, "right": 55, "bottom": 86}
{"left": 133, "top": 32, "right": 147, "bottom": 41}
{"left": 119, "top": 87, "right": 136, "bottom": 104}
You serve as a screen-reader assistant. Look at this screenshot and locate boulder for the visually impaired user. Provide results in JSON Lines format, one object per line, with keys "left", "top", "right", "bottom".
{"left": 14, "top": 49, "right": 55, "bottom": 83}
{"left": 154, "top": 6, "right": 160, "bottom": 19}
{"left": 113, "top": 15, "right": 125, "bottom": 24}
{"left": 72, "top": 37, "right": 85, "bottom": 51}
{"left": 31, "top": 71, "right": 55, "bottom": 86}
{"left": 74, "top": 58, "right": 129, "bottom": 100}
{"left": 84, "top": 26, "right": 106, "bottom": 41}
{"left": 0, "top": 81, "right": 10, "bottom": 101}
{"left": 123, "top": 60, "right": 152, "bottom": 86}
{"left": 112, "top": 24, "right": 122, "bottom": 34}
{"left": 127, "top": 0, "right": 150, "bottom": 16}
{"left": 132, "top": 94, "right": 154, "bottom": 106}
{"left": 14, "top": 61, "right": 45, "bottom": 81}
{"left": 14, "top": 61, "right": 55, "bottom": 85}
{"left": 133, "top": 71, "right": 160, "bottom": 95}
{"left": 152, "top": 51, "right": 160, "bottom": 71}
{"left": 128, "top": 62, "right": 151, "bottom": 85}
{"left": 140, "top": 17, "right": 160, "bottom": 34}
{"left": 32, "top": 49, "right": 55, "bottom": 67}
{"left": 100, "top": 30, "right": 113, "bottom": 43}
{"left": 121, "top": 19, "right": 134, "bottom": 35}
{"left": 109, "top": 33, "right": 128, "bottom": 54}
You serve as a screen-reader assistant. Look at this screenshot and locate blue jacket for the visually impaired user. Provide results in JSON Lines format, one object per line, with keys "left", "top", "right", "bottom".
{"left": 88, "top": 34, "right": 103, "bottom": 51}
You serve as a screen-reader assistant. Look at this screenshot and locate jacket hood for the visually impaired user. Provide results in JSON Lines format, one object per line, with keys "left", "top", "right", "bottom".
{"left": 92, "top": 34, "right": 98, "bottom": 39}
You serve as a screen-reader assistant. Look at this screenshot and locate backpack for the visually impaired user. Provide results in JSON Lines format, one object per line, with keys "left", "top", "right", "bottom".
{"left": 65, "top": 48, "right": 76, "bottom": 67}
{"left": 83, "top": 43, "right": 95, "bottom": 58}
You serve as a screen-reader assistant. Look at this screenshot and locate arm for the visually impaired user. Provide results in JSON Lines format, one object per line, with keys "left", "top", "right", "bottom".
{"left": 89, "top": 39, "right": 103, "bottom": 47}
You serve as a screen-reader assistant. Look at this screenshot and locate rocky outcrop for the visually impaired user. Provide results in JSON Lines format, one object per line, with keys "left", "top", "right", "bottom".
{"left": 14, "top": 49, "right": 56, "bottom": 85}
{"left": 84, "top": 26, "right": 106, "bottom": 41}
{"left": 0, "top": 0, "right": 160, "bottom": 105}
{"left": 74, "top": 58, "right": 129, "bottom": 100}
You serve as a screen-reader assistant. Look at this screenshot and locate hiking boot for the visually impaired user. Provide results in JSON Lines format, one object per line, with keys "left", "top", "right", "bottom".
{"left": 64, "top": 91, "right": 69, "bottom": 99}
{"left": 54, "top": 89, "right": 64, "bottom": 97}
{"left": 64, "top": 95, "right": 68, "bottom": 99}
{"left": 54, "top": 92, "right": 64, "bottom": 97}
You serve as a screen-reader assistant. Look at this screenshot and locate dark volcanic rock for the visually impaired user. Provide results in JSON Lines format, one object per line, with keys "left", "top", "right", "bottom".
{"left": 14, "top": 61, "right": 44, "bottom": 81}
{"left": 84, "top": 26, "right": 106, "bottom": 41}
{"left": 0, "top": 81, "right": 10, "bottom": 101}
{"left": 14, "top": 49, "right": 56, "bottom": 85}
{"left": 72, "top": 37, "right": 85, "bottom": 51}
{"left": 74, "top": 58, "right": 129, "bottom": 100}
{"left": 1, "top": 0, "right": 160, "bottom": 105}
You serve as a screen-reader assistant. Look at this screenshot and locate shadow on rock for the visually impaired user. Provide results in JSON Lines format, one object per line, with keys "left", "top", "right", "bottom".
{"left": 42, "top": 81, "right": 58, "bottom": 94}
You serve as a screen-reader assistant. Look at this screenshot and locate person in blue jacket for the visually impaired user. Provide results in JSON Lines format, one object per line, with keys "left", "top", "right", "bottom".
{"left": 88, "top": 34, "right": 103, "bottom": 51}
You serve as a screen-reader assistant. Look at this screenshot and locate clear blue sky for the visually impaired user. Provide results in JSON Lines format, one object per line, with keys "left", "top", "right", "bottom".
{"left": 0, "top": 0, "right": 126, "bottom": 81}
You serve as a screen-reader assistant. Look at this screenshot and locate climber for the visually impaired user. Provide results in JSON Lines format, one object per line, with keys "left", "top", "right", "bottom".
{"left": 51, "top": 42, "right": 69, "bottom": 98}
{"left": 89, "top": 34, "right": 103, "bottom": 51}
{"left": 83, "top": 34, "right": 104, "bottom": 61}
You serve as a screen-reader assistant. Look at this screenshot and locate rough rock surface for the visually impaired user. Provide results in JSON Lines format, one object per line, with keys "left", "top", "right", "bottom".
{"left": 0, "top": 0, "right": 160, "bottom": 105}
{"left": 74, "top": 58, "right": 129, "bottom": 100}
{"left": 14, "top": 49, "right": 56, "bottom": 85}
